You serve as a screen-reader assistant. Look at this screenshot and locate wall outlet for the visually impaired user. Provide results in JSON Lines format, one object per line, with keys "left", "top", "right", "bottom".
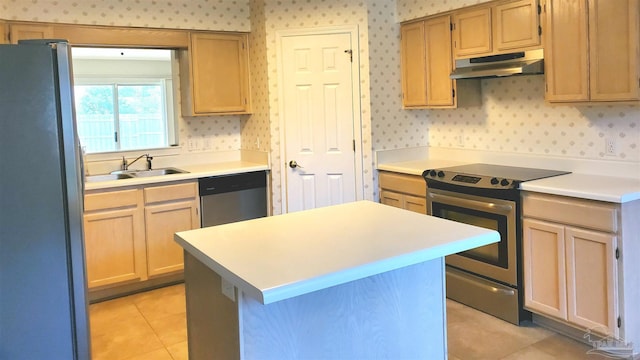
{"left": 605, "top": 137, "right": 617, "bottom": 156}
{"left": 202, "top": 138, "right": 211, "bottom": 151}
{"left": 187, "top": 139, "right": 197, "bottom": 152}
{"left": 457, "top": 130, "right": 465, "bottom": 147}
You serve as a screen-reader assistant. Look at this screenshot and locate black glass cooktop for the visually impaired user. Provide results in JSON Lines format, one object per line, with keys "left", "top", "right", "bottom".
{"left": 438, "top": 163, "right": 570, "bottom": 182}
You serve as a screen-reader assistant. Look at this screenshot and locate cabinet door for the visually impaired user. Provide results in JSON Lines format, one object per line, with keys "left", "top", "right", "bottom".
{"left": 401, "top": 22, "right": 428, "bottom": 107}
{"left": 145, "top": 199, "right": 199, "bottom": 277}
{"left": 588, "top": 0, "right": 640, "bottom": 101}
{"left": 544, "top": 0, "right": 589, "bottom": 102}
{"left": 425, "top": 15, "right": 455, "bottom": 107}
{"left": 8, "top": 24, "right": 53, "bottom": 44}
{"left": 523, "top": 218, "right": 568, "bottom": 320}
{"left": 380, "top": 190, "right": 403, "bottom": 209}
{"left": 1, "top": 21, "right": 7, "bottom": 44}
{"left": 453, "top": 7, "right": 492, "bottom": 58}
{"left": 565, "top": 227, "right": 618, "bottom": 336}
{"left": 495, "top": 0, "right": 541, "bottom": 51}
{"left": 188, "top": 32, "right": 250, "bottom": 114}
{"left": 84, "top": 208, "right": 146, "bottom": 288}
{"left": 404, "top": 194, "right": 427, "bottom": 214}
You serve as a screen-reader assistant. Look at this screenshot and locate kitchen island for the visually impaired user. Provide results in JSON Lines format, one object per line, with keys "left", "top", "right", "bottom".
{"left": 175, "top": 200, "right": 499, "bottom": 359}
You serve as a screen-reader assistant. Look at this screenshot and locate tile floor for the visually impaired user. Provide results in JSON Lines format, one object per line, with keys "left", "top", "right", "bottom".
{"left": 90, "top": 283, "right": 604, "bottom": 360}
{"left": 89, "top": 284, "right": 188, "bottom": 360}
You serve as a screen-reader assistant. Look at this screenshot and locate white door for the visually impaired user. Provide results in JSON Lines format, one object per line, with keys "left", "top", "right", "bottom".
{"left": 280, "top": 32, "right": 358, "bottom": 212}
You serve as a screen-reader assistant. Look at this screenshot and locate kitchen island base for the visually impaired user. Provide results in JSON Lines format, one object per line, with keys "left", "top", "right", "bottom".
{"left": 184, "top": 251, "right": 447, "bottom": 359}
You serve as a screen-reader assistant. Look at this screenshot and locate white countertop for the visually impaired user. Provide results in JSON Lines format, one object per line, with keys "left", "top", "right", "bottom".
{"left": 175, "top": 200, "right": 499, "bottom": 304}
{"left": 375, "top": 150, "right": 640, "bottom": 203}
{"left": 521, "top": 173, "right": 640, "bottom": 203}
{"left": 84, "top": 160, "right": 269, "bottom": 191}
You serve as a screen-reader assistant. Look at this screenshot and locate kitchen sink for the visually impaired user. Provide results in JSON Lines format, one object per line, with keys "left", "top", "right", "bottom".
{"left": 85, "top": 173, "right": 134, "bottom": 182}
{"left": 110, "top": 167, "right": 189, "bottom": 177}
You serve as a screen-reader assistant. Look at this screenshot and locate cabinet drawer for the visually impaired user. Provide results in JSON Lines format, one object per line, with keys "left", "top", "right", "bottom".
{"left": 379, "top": 171, "right": 426, "bottom": 197}
{"left": 522, "top": 192, "right": 618, "bottom": 232}
{"left": 84, "top": 189, "right": 139, "bottom": 211}
{"left": 144, "top": 182, "right": 198, "bottom": 204}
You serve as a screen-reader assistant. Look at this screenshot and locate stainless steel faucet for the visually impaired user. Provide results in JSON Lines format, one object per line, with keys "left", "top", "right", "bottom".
{"left": 122, "top": 154, "right": 153, "bottom": 170}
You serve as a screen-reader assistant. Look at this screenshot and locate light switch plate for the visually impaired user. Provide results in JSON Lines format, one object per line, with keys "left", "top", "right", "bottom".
{"left": 221, "top": 277, "right": 236, "bottom": 302}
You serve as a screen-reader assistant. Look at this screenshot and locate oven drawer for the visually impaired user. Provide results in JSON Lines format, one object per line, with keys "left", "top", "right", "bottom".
{"left": 522, "top": 192, "right": 618, "bottom": 233}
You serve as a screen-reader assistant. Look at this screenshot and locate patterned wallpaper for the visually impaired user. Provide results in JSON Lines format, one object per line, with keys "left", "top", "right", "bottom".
{"left": 387, "top": 0, "right": 640, "bottom": 164}
{"left": 428, "top": 76, "right": 640, "bottom": 161}
{"left": 1, "top": 0, "right": 250, "bottom": 156}
{"left": 0, "top": 0, "right": 250, "bottom": 31}
{"left": 3, "top": 0, "right": 639, "bottom": 206}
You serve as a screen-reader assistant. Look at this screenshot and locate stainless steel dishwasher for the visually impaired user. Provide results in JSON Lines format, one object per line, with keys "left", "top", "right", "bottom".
{"left": 198, "top": 171, "right": 268, "bottom": 227}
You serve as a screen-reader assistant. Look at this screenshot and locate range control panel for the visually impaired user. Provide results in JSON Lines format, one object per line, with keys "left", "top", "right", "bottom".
{"left": 423, "top": 169, "right": 519, "bottom": 189}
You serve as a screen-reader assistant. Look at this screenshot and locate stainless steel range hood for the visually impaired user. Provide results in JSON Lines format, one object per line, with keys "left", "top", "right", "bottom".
{"left": 450, "top": 49, "right": 544, "bottom": 79}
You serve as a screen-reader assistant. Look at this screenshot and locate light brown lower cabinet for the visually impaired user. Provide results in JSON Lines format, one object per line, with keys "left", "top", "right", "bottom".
{"left": 84, "top": 181, "right": 200, "bottom": 293}
{"left": 378, "top": 171, "right": 427, "bottom": 214}
{"left": 522, "top": 192, "right": 619, "bottom": 337}
{"left": 83, "top": 189, "right": 146, "bottom": 289}
{"left": 144, "top": 182, "right": 200, "bottom": 277}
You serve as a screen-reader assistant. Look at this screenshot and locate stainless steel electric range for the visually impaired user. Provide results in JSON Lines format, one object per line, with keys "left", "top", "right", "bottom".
{"left": 423, "top": 163, "right": 570, "bottom": 325}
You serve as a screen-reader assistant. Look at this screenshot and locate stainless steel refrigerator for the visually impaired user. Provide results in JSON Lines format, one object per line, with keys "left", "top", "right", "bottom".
{"left": 0, "top": 40, "right": 90, "bottom": 359}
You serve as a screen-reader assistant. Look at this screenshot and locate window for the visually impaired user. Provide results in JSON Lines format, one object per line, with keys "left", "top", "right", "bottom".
{"left": 71, "top": 48, "right": 178, "bottom": 154}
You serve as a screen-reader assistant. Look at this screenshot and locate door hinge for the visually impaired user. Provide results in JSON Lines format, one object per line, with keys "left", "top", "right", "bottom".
{"left": 538, "top": 25, "right": 542, "bottom": 36}
{"left": 450, "top": 23, "right": 454, "bottom": 31}
{"left": 353, "top": 139, "right": 356, "bottom": 152}
{"left": 538, "top": 3, "right": 542, "bottom": 14}
{"left": 344, "top": 49, "right": 353, "bottom": 62}
{"left": 618, "top": 316, "right": 622, "bottom": 328}
{"left": 616, "top": 247, "right": 620, "bottom": 259}
{"left": 452, "top": 88, "right": 456, "bottom": 98}
{"left": 114, "top": 131, "right": 118, "bottom": 142}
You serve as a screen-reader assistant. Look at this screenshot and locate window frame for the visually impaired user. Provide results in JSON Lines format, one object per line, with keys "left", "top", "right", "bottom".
{"left": 74, "top": 77, "right": 174, "bottom": 153}
{"left": 71, "top": 49, "right": 180, "bottom": 155}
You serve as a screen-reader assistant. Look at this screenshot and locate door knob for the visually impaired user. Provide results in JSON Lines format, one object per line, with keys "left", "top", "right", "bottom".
{"left": 289, "top": 160, "right": 303, "bottom": 169}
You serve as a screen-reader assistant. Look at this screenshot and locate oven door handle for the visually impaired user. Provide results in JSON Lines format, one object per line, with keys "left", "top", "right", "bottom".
{"left": 428, "top": 192, "right": 513, "bottom": 214}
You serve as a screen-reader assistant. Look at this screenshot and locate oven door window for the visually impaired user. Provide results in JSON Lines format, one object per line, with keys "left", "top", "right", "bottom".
{"left": 432, "top": 203, "right": 508, "bottom": 268}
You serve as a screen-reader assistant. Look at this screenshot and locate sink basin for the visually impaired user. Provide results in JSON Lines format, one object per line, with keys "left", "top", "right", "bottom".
{"left": 111, "top": 167, "right": 189, "bottom": 177}
{"left": 86, "top": 173, "right": 134, "bottom": 182}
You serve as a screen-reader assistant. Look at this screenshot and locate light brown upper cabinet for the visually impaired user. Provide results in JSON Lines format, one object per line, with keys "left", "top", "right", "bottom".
{"left": 545, "top": 0, "right": 640, "bottom": 103}
{"left": 453, "top": 0, "right": 541, "bottom": 59}
{"left": 494, "top": 0, "right": 542, "bottom": 51}
{"left": 400, "top": 21, "right": 428, "bottom": 107}
{"left": 401, "top": 15, "right": 480, "bottom": 109}
{"left": 1, "top": 21, "right": 8, "bottom": 44}
{"left": 543, "top": 1, "right": 589, "bottom": 102}
{"left": 8, "top": 23, "right": 53, "bottom": 43}
{"left": 453, "top": 8, "right": 493, "bottom": 58}
{"left": 425, "top": 16, "right": 457, "bottom": 107}
{"left": 180, "top": 32, "right": 251, "bottom": 116}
